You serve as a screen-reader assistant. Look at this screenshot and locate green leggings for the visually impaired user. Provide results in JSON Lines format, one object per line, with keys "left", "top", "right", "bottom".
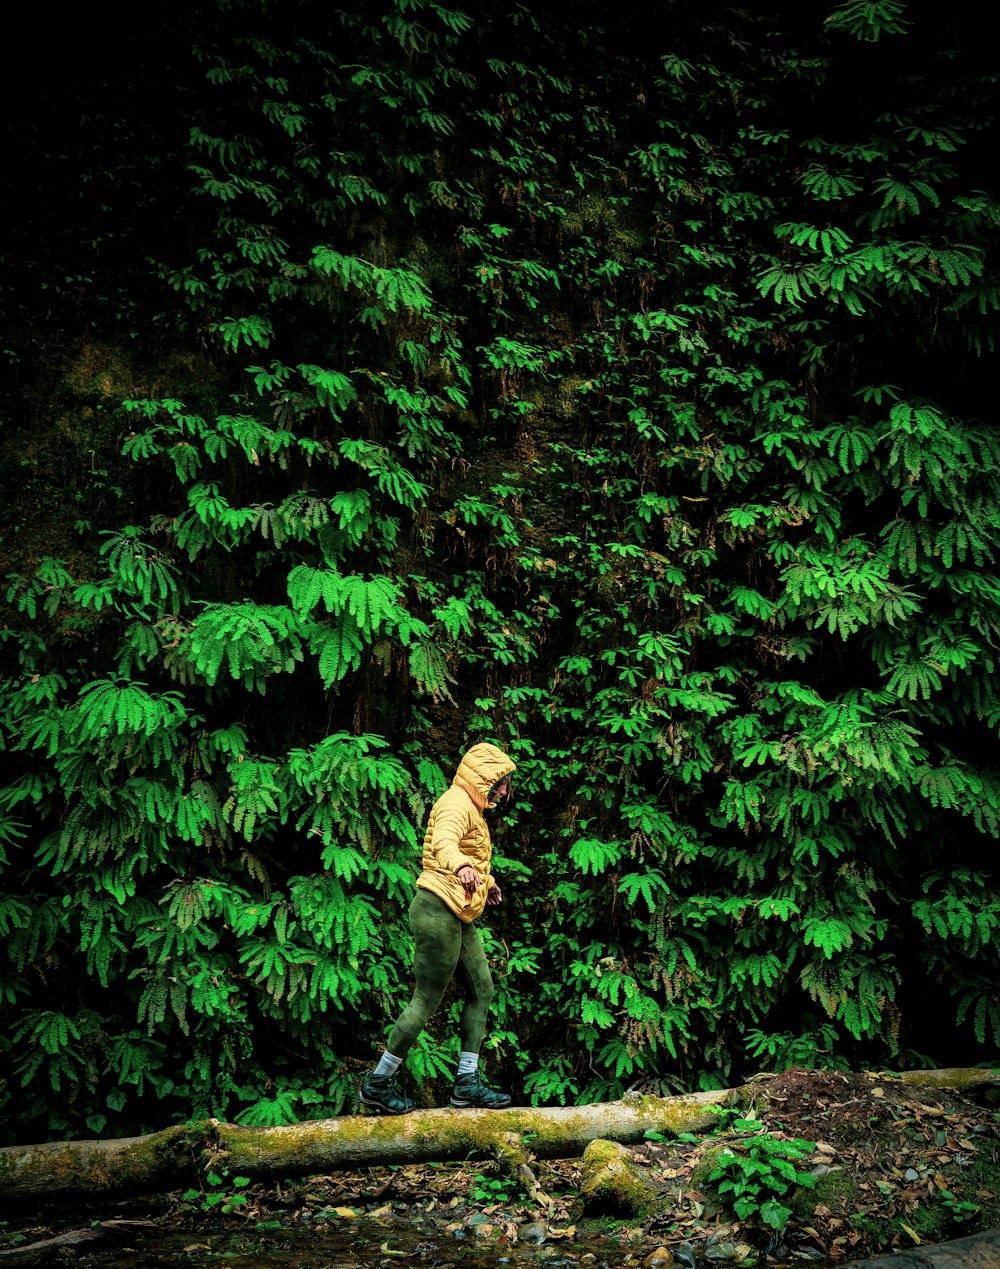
{"left": 387, "top": 888, "right": 495, "bottom": 1058}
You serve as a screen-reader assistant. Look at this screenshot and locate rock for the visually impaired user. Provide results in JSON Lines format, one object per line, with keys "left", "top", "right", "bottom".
{"left": 841, "top": 1226, "right": 1000, "bottom": 1266}
{"left": 518, "top": 1221, "right": 547, "bottom": 1244}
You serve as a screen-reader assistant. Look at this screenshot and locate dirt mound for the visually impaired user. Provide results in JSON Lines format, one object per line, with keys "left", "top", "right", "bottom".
{"left": 695, "top": 1067, "right": 1000, "bottom": 1260}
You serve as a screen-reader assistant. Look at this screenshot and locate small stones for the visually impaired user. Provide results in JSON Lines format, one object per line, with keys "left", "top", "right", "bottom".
{"left": 518, "top": 1221, "right": 548, "bottom": 1244}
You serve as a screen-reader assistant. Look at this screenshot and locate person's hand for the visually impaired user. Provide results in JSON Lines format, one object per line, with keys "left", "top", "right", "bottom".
{"left": 486, "top": 883, "right": 502, "bottom": 906}
{"left": 457, "top": 865, "right": 481, "bottom": 897}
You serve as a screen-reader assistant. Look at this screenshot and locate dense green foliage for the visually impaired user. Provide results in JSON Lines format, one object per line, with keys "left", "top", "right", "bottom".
{"left": 2, "top": 0, "right": 999, "bottom": 1144}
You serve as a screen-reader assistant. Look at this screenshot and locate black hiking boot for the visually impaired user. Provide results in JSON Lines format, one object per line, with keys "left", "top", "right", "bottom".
{"left": 449, "top": 1071, "right": 511, "bottom": 1109}
{"left": 359, "top": 1072, "right": 416, "bottom": 1114}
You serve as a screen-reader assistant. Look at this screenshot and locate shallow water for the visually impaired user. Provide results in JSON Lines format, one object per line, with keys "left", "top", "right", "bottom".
{"left": 5, "top": 1208, "right": 846, "bottom": 1269}
{"left": 5, "top": 1214, "right": 655, "bottom": 1269}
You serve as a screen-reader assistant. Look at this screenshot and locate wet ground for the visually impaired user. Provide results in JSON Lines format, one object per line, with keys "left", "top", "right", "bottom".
{"left": 2, "top": 1212, "right": 623, "bottom": 1269}
{"left": 0, "top": 1195, "right": 822, "bottom": 1269}
{"left": 0, "top": 1154, "right": 835, "bottom": 1269}
{"left": 2, "top": 1069, "right": 998, "bottom": 1267}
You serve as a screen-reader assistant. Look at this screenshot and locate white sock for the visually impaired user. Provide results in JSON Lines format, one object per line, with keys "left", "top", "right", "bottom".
{"left": 457, "top": 1051, "right": 479, "bottom": 1077}
{"left": 373, "top": 1051, "right": 402, "bottom": 1078}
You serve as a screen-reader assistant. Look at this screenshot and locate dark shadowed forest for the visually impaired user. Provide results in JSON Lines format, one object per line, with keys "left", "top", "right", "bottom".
{"left": 2, "top": 0, "right": 999, "bottom": 1166}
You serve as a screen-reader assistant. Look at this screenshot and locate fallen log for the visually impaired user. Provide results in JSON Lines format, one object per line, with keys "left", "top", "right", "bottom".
{"left": 0, "top": 1089, "right": 731, "bottom": 1203}
{"left": 0, "top": 1067, "right": 996, "bottom": 1205}
{"left": 0, "top": 1219, "right": 157, "bottom": 1266}
{"left": 895, "top": 1068, "right": 1000, "bottom": 1093}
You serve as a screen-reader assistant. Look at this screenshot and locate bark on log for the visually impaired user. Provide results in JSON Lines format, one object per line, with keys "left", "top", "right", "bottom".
{"left": 0, "top": 1067, "right": 996, "bottom": 1205}
{"left": 843, "top": 1225, "right": 1000, "bottom": 1267}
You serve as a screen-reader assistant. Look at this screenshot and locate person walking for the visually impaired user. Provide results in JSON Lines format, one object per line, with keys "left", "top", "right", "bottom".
{"left": 360, "top": 742, "right": 516, "bottom": 1113}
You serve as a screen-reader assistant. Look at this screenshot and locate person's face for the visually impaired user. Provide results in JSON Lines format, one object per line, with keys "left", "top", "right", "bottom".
{"left": 488, "top": 776, "right": 511, "bottom": 806}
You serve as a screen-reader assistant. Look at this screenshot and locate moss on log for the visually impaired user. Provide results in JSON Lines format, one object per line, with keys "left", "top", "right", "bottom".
{"left": 578, "top": 1139, "right": 665, "bottom": 1218}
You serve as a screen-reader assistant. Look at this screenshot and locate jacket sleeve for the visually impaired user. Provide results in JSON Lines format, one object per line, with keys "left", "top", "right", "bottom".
{"left": 428, "top": 794, "right": 473, "bottom": 873}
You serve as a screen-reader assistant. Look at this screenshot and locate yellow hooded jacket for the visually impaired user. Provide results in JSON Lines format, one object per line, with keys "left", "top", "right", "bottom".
{"left": 415, "top": 742, "right": 516, "bottom": 923}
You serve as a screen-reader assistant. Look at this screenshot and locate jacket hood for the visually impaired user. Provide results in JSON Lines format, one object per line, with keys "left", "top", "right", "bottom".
{"left": 453, "top": 742, "right": 516, "bottom": 807}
